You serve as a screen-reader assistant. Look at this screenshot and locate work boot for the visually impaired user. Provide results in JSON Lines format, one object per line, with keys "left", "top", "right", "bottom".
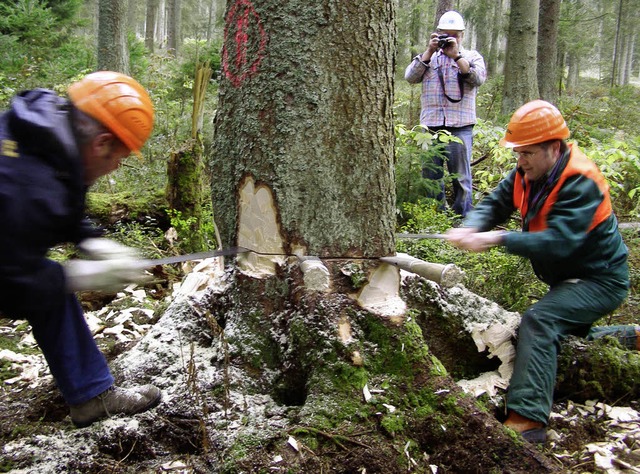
{"left": 70, "top": 384, "right": 162, "bottom": 428}
{"left": 504, "top": 411, "right": 547, "bottom": 444}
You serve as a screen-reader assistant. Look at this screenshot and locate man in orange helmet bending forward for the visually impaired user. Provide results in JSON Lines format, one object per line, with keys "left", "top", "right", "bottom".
{"left": 446, "top": 100, "right": 629, "bottom": 443}
{"left": 0, "top": 71, "right": 161, "bottom": 427}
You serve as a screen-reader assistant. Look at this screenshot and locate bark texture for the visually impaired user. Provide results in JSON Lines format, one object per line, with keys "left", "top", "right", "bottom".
{"left": 537, "top": 0, "right": 560, "bottom": 103}
{"left": 167, "top": 0, "right": 182, "bottom": 56}
{"left": 211, "top": 0, "right": 396, "bottom": 258}
{"left": 145, "top": 0, "right": 159, "bottom": 53}
{"left": 502, "top": 0, "right": 540, "bottom": 114}
{"left": 434, "top": 0, "right": 454, "bottom": 30}
{"left": 97, "top": 0, "right": 129, "bottom": 73}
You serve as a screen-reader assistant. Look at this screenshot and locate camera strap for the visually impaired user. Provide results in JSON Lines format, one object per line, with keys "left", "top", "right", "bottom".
{"left": 437, "top": 60, "right": 465, "bottom": 103}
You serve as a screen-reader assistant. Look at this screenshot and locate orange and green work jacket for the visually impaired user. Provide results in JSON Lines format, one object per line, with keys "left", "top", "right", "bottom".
{"left": 463, "top": 143, "right": 628, "bottom": 287}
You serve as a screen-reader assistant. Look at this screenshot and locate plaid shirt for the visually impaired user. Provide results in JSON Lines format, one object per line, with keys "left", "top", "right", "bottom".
{"left": 405, "top": 48, "right": 486, "bottom": 128}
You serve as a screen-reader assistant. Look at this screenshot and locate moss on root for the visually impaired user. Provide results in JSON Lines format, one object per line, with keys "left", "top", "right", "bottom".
{"left": 157, "top": 263, "right": 561, "bottom": 473}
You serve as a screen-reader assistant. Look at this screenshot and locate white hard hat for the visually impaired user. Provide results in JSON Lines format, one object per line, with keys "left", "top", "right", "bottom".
{"left": 437, "top": 11, "right": 465, "bottom": 31}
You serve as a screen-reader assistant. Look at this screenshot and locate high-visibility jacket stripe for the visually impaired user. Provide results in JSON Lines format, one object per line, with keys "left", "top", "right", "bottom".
{"left": 513, "top": 144, "right": 612, "bottom": 232}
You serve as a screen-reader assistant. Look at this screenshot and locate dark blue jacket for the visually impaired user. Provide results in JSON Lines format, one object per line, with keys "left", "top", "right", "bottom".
{"left": 0, "top": 89, "right": 100, "bottom": 319}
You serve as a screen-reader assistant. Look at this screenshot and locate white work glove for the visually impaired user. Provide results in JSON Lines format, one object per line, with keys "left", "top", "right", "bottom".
{"left": 64, "top": 259, "right": 150, "bottom": 293}
{"left": 77, "top": 238, "right": 141, "bottom": 261}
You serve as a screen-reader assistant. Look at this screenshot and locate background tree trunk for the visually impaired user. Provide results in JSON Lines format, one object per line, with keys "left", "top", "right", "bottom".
{"left": 487, "top": 0, "right": 504, "bottom": 77}
{"left": 405, "top": 0, "right": 429, "bottom": 58}
{"left": 211, "top": 0, "right": 396, "bottom": 258}
{"left": 97, "top": 0, "right": 129, "bottom": 73}
{"left": 502, "top": 0, "right": 540, "bottom": 114}
{"left": 537, "top": 0, "right": 560, "bottom": 103}
{"left": 471, "top": 0, "right": 491, "bottom": 60}
{"left": 566, "top": 51, "right": 580, "bottom": 93}
{"left": 434, "top": 0, "right": 454, "bottom": 30}
{"left": 145, "top": 0, "right": 159, "bottom": 53}
{"left": 167, "top": 0, "right": 182, "bottom": 56}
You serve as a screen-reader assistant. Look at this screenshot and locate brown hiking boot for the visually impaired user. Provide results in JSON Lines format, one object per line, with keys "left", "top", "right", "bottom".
{"left": 70, "top": 385, "right": 161, "bottom": 428}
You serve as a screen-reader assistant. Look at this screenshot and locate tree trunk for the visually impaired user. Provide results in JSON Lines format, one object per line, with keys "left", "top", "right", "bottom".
{"left": 166, "top": 63, "right": 213, "bottom": 253}
{"left": 611, "top": 0, "right": 624, "bottom": 87}
{"left": 404, "top": 277, "right": 640, "bottom": 405}
{"left": 156, "top": 0, "right": 166, "bottom": 49}
{"left": 434, "top": 0, "right": 454, "bottom": 30}
{"left": 597, "top": 0, "right": 606, "bottom": 81}
{"left": 625, "top": 32, "right": 636, "bottom": 86}
{"left": 126, "top": 0, "right": 139, "bottom": 36}
{"left": 556, "top": 336, "right": 640, "bottom": 403}
{"left": 97, "top": 0, "right": 129, "bottom": 73}
{"left": 502, "top": 0, "right": 540, "bottom": 114}
{"left": 537, "top": 0, "right": 560, "bottom": 103}
{"left": 145, "top": 0, "right": 159, "bottom": 53}
{"left": 406, "top": 0, "right": 429, "bottom": 57}
{"left": 212, "top": 0, "right": 396, "bottom": 259}
{"left": 487, "top": 0, "right": 504, "bottom": 77}
{"left": 167, "top": 0, "right": 181, "bottom": 56}
{"left": 203, "top": 1, "right": 560, "bottom": 471}
{"left": 566, "top": 51, "right": 580, "bottom": 93}
{"left": 473, "top": 0, "right": 491, "bottom": 59}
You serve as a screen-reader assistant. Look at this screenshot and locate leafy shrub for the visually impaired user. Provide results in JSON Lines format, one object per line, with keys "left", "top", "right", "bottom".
{"left": 475, "top": 75, "right": 506, "bottom": 123}
{"left": 582, "top": 137, "right": 640, "bottom": 219}
{"left": 469, "top": 119, "right": 515, "bottom": 200}
{"left": 395, "top": 123, "right": 462, "bottom": 222}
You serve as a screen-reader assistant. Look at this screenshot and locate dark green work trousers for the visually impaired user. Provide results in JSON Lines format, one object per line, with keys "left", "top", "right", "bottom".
{"left": 506, "top": 264, "right": 629, "bottom": 425}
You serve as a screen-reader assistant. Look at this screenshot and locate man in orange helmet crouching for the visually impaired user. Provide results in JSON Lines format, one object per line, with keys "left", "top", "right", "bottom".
{"left": 0, "top": 71, "right": 161, "bottom": 427}
{"left": 446, "top": 100, "right": 629, "bottom": 443}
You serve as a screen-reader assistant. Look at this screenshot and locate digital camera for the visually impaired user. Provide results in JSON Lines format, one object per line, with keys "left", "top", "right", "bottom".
{"left": 438, "top": 34, "right": 450, "bottom": 48}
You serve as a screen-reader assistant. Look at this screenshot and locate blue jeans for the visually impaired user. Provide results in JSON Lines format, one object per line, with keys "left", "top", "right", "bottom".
{"left": 28, "top": 293, "right": 114, "bottom": 405}
{"left": 422, "top": 125, "right": 474, "bottom": 217}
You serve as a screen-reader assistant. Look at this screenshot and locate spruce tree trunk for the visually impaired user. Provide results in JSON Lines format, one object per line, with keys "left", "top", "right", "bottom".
{"left": 211, "top": 0, "right": 396, "bottom": 258}
{"left": 97, "top": 0, "right": 129, "bottom": 73}
{"left": 167, "top": 0, "right": 182, "bottom": 56}
{"left": 434, "top": 0, "right": 454, "bottom": 29}
{"left": 537, "top": 0, "right": 560, "bottom": 103}
{"left": 487, "top": 0, "right": 504, "bottom": 77}
{"left": 473, "top": 0, "right": 491, "bottom": 59}
{"left": 145, "top": 0, "right": 159, "bottom": 53}
{"left": 502, "top": 0, "right": 540, "bottom": 114}
{"left": 203, "top": 1, "right": 560, "bottom": 471}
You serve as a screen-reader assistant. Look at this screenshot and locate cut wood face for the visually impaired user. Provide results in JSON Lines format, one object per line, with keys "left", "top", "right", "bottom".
{"left": 237, "top": 176, "right": 286, "bottom": 277}
{"left": 356, "top": 263, "right": 406, "bottom": 321}
{"left": 299, "top": 257, "right": 330, "bottom": 292}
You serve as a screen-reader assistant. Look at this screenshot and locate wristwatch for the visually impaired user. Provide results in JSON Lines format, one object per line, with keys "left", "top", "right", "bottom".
{"left": 454, "top": 54, "right": 463, "bottom": 62}
{"left": 415, "top": 55, "right": 429, "bottom": 67}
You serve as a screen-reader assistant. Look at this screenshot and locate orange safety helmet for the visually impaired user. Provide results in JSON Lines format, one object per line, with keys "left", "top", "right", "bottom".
{"left": 68, "top": 71, "right": 154, "bottom": 152}
{"left": 500, "top": 100, "right": 570, "bottom": 148}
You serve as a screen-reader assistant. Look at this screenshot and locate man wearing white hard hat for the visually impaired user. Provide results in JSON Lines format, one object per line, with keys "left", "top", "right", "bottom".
{"left": 405, "top": 10, "right": 486, "bottom": 218}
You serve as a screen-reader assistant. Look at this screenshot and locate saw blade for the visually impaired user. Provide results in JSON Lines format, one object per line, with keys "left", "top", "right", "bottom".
{"left": 140, "top": 246, "right": 250, "bottom": 267}
{"left": 396, "top": 233, "right": 448, "bottom": 240}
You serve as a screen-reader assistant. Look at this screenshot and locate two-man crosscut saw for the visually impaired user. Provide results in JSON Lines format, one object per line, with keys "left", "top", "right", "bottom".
{"left": 139, "top": 234, "right": 449, "bottom": 268}
{"left": 139, "top": 246, "right": 251, "bottom": 267}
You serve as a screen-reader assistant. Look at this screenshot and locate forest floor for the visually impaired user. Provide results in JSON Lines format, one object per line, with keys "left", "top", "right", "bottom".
{"left": 1, "top": 266, "right": 640, "bottom": 473}
{"left": 0, "top": 226, "right": 639, "bottom": 473}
